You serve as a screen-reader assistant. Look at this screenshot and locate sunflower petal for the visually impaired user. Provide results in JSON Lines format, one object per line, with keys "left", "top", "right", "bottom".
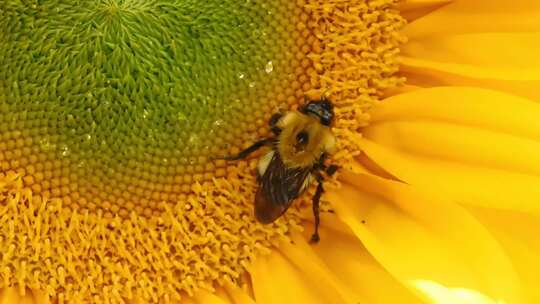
{"left": 29, "top": 291, "right": 49, "bottom": 304}
{"left": 327, "top": 171, "right": 524, "bottom": 303}
{"left": 357, "top": 137, "right": 540, "bottom": 214}
{"left": 277, "top": 233, "right": 356, "bottom": 303}
{"left": 402, "top": 1, "right": 540, "bottom": 99}
{"left": 358, "top": 87, "right": 540, "bottom": 213}
{"left": 191, "top": 290, "right": 231, "bottom": 304}
{"left": 0, "top": 288, "right": 48, "bottom": 304}
{"left": 364, "top": 121, "right": 540, "bottom": 176}
{"left": 300, "top": 214, "right": 424, "bottom": 303}
{"left": 222, "top": 284, "right": 256, "bottom": 304}
{"left": 404, "top": 0, "right": 540, "bottom": 37}
{"left": 249, "top": 248, "right": 347, "bottom": 304}
{"left": 402, "top": 32, "right": 540, "bottom": 81}
{"left": 401, "top": 33, "right": 540, "bottom": 101}
{"left": 397, "top": 0, "right": 453, "bottom": 23}
{"left": 369, "top": 87, "right": 540, "bottom": 138}
{"left": 467, "top": 207, "right": 540, "bottom": 304}
{"left": 413, "top": 280, "right": 511, "bottom": 304}
{"left": 400, "top": 62, "right": 540, "bottom": 102}
{"left": 0, "top": 289, "right": 18, "bottom": 304}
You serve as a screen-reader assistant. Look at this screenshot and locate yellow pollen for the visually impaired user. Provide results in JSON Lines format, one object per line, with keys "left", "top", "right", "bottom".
{"left": 304, "top": 0, "right": 406, "bottom": 164}
{"left": 0, "top": 170, "right": 301, "bottom": 302}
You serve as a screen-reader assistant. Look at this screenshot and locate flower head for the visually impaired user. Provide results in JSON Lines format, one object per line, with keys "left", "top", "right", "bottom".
{"left": 1, "top": 0, "right": 539, "bottom": 303}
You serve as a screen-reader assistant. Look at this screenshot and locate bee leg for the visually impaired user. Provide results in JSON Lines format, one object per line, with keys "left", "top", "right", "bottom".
{"left": 269, "top": 113, "right": 282, "bottom": 135}
{"left": 316, "top": 153, "right": 339, "bottom": 177}
{"left": 310, "top": 173, "right": 324, "bottom": 243}
{"left": 222, "top": 138, "right": 274, "bottom": 161}
{"left": 326, "top": 164, "right": 338, "bottom": 176}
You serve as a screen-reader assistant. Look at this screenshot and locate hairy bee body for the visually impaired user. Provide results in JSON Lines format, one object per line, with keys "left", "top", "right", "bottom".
{"left": 223, "top": 97, "right": 337, "bottom": 242}
{"left": 274, "top": 111, "right": 336, "bottom": 168}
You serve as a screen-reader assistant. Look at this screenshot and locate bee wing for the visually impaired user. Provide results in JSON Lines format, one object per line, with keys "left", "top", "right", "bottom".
{"left": 255, "top": 152, "right": 311, "bottom": 224}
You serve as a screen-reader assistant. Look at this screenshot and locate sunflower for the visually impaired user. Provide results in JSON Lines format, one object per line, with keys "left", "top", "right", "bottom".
{"left": 0, "top": 0, "right": 538, "bottom": 303}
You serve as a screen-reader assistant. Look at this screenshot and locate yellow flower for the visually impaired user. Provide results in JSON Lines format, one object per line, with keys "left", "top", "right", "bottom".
{"left": 1, "top": 0, "right": 539, "bottom": 303}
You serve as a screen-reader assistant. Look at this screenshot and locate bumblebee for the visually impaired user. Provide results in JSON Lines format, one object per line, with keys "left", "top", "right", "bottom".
{"left": 223, "top": 97, "right": 338, "bottom": 243}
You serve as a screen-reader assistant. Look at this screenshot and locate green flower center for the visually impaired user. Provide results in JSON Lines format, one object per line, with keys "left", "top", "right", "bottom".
{"left": 1, "top": 0, "right": 312, "bottom": 215}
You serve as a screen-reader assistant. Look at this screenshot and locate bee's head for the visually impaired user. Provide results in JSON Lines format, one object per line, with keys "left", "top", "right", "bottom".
{"left": 299, "top": 97, "right": 334, "bottom": 126}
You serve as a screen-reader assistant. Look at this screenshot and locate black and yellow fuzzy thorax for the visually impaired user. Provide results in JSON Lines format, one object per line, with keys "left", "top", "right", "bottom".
{"left": 275, "top": 111, "right": 336, "bottom": 168}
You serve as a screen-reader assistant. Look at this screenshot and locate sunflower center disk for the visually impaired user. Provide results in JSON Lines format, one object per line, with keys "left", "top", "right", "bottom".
{"left": 1, "top": 0, "right": 310, "bottom": 215}
{"left": 0, "top": 0, "right": 405, "bottom": 302}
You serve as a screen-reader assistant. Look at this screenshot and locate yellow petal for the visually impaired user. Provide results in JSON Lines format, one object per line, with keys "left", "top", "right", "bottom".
{"left": 467, "top": 207, "right": 540, "bottom": 304}
{"left": 327, "top": 171, "right": 524, "bottom": 303}
{"left": 401, "top": 0, "right": 540, "bottom": 100}
{"left": 369, "top": 87, "right": 540, "bottom": 139}
{"left": 191, "top": 289, "right": 231, "bottom": 304}
{"left": 0, "top": 288, "right": 49, "bottom": 304}
{"left": 300, "top": 214, "right": 424, "bottom": 304}
{"left": 30, "top": 291, "right": 50, "bottom": 304}
{"left": 401, "top": 34, "right": 540, "bottom": 101}
{"left": 397, "top": 0, "right": 453, "bottom": 23}
{"left": 357, "top": 136, "right": 540, "bottom": 214}
{"left": 222, "top": 284, "right": 256, "bottom": 304}
{"left": 404, "top": 0, "right": 540, "bottom": 38}
{"left": 277, "top": 233, "right": 356, "bottom": 303}
{"left": 249, "top": 248, "right": 347, "bottom": 304}
{"left": 364, "top": 121, "right": 540, "bottom": 176}
{"left": 0, "top": 289, "right": 19, "bottom": 304}
{"left": 400, "top": 63, "right": 540, "bottom": 103}
{"left": 402, "top": 33, "right": 540, "bottom": 81}
{"left": 413, "top": 280, "right": 510, "bottom": 304}
{"left": 358, "top": 87, "right": 540, "bottom": 213}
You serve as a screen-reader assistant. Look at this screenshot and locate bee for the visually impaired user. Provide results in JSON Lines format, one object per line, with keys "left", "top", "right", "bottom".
{"left": 222, "top": 97, "right": 338, "bottom": 243}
